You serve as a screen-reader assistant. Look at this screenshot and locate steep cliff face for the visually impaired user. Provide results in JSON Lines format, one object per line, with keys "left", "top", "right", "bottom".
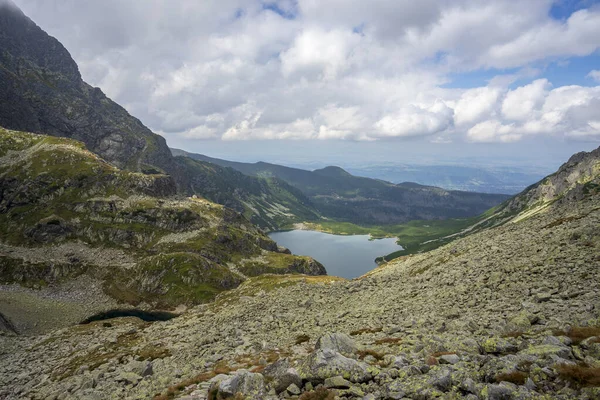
{"left": 0, "top": 128, "right": 325, "bottom": 333}
{"left": 0, "top": 2, "right": 174, "bottom": 173}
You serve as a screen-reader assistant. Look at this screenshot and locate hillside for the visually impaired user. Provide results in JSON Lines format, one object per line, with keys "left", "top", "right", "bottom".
{"left": 1, "top": 147, "right": 598, "bottom": 399}
{"left": 172, "top": 149, "right": 510, "bottom": 225}
{"left": 0, "top": 128, "right": 325, "bottom": 334}
{"left": 0, "top": 2, "right": 173, "bottom": 174}
{"left": 0, "top": 3, "right": 321, "bottom": 230}
{"left": 172, "top": 156, "right": 321, "bottom": 231}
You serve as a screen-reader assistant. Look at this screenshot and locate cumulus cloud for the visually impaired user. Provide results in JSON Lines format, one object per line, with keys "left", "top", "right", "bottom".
{"left": 588, "top": 70, "right": 600, "bottom": 83}
{"left": 10, "top": 0, "right": 600, "bottom": 143}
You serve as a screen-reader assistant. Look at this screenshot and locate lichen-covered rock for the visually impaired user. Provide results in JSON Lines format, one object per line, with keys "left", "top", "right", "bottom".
{"left": 263, "top": 358, "right": 302, "bottom": 394}
{"left": 297, "top": 349, "right": 372, "bottom": 384}
{"left": 315, "top": 332, "right": 358, "bottom": 356}
{"left": 210, "top": 370, "right": 266, "bottom": 400}
{"left": 480, "top": 338, "right": 518, "bottom": 355}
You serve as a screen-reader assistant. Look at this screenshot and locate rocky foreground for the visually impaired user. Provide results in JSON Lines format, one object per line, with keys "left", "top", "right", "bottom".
{"left": 1, "top": 163, "right": 599, "bottom": 399}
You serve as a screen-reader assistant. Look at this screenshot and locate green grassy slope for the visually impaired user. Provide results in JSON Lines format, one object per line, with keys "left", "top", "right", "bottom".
{"left": 0, "top": 128, "right": 326, "bottom": 308}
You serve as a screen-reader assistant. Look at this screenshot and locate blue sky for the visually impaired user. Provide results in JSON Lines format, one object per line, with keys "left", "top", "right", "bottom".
{"left": 12, "top": 0, "right": 600, "bottom": 170}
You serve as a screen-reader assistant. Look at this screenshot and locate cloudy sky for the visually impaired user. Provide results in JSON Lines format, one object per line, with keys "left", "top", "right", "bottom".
{"left": 11, "top": 0, "right": 600, "bottom": 168}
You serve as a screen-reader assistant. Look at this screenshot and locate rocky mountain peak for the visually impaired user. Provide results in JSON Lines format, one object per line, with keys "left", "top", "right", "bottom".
{"left": 0, "top": 1, "right": 81, "bottom": 80}
{"left": 0, "top": 4, "right": 174, "bottom": 173}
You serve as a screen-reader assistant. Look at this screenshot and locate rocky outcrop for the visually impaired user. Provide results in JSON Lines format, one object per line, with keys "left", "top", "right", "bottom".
{"left": 0, "top": 129, "right": 326, "bottom": 333}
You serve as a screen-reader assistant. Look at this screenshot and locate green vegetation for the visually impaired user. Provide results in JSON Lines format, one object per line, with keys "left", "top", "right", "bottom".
{"left": 174, "top": 149, "right": 509, "bottom": 227}
{"left": 0, "top": 128, "right": 327, "bottom": 308}
{"left": 296, "top": 217, "right": 481, "bottom": 262}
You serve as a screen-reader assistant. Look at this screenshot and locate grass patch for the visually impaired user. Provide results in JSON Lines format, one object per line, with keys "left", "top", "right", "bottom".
{"left": 554, "top": 327, "right": 600, "bottom": 344}
{"left": 350, "top": 327, "right": 383, "bottom": 336}
{"left": 295, "top": 334, "right": 310, "bottom": 345}
{"left": 495, "top": 371, "right": 529, "bottom": 385}
{"left": 557, "top": 363, "right": 600, "bottom": 387}
{"left": 299, "top": 387, "right": 336, "bottom": 400}
{"left": 373, "top": 337, "right": 402, "bottom": 345}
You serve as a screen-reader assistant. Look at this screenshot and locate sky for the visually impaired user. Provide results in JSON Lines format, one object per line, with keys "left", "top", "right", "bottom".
{"left": 10, "top": 0, "right": 600, "bottom": 170}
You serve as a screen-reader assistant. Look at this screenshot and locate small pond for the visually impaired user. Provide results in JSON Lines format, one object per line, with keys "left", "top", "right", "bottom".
{"left": 268, "top": 230, "right": 403, "bottom": 279}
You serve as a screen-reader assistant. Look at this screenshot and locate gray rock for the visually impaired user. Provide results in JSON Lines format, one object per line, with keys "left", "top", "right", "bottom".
{"left": 480, "top": 338, "right": 518, "bottom": 354}
{"left": 286, "top": 383, "right": 301, "bottom": 395}
{"left": 429, "top": 367, "right": 452, "bottom": 392}
{"left": 212, "top": 370, "right": 266, "bottom": 400}
{"left": 439, "top": 354, "right": 460, "bottom": 365}
{"left": 115, "top": 372, "right": 141, "bottom": 385}
{"left": 263, "top": 359, "right": 302, "bottom": 393}
{"left": 324, "top": 376, "right": 352, "bottom": 389}
{"left": 481, "top": 383, "right": 514, "bottom": 399}
{"left": 315, "top": 332, "right": 358, "bottom": 355}
{"left": 385, "top": 380, "right": 406, "bottom": 399}
{"left": 298, "top": 349, "right": 372, "bottom": 384}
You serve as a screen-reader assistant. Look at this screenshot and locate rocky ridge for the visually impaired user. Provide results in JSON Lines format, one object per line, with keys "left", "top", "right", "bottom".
{"left": 0, "top": 148, "right": 598, "bottom": 399}
{"left": 0, "top": 128, "right": 325, "bottom": 334}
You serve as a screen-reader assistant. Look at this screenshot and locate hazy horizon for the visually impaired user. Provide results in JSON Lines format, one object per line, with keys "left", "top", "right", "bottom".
{"left": 10, "top": 0, "right": 600, "bottom": 174}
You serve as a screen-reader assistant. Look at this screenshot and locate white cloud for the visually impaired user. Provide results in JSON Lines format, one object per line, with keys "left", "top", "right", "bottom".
{"left": 502, "top": 79, "right": 550, "bottom": 121}
{"left": 454, "top": 87, "right": 503, "bottom": 126}
{"left": 587, "top": 70, "right": 600, "bottom": 83}
{"left": 280, "top": 28, "right": 358, "bottom": 80}
{"left": 467, "top": 120, "right": 520, "bottom": 143}
{"left": 375, "top": 100, "right": 453, "bottom": 138}
{"left": 10, "top": 0, "right": 600, "bottom": 144}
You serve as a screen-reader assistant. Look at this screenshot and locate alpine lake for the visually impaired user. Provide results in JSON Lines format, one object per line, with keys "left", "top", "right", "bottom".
{"left": 268, "top": 230, "right": 403, "bottom": 279}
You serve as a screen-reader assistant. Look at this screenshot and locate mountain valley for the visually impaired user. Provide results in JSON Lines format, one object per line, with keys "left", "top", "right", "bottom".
{"left": 0, "top": 1, "right": 599, "bottom": 400}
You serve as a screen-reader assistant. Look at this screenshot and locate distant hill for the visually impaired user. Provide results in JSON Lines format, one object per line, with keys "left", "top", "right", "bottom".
{"left": 172, "top": 149, "right": 511, "bottom": 225}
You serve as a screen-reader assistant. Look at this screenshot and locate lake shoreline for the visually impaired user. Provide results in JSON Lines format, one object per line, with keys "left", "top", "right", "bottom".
{"left": 268, "top": 229, "right": 403, "bottom": 279}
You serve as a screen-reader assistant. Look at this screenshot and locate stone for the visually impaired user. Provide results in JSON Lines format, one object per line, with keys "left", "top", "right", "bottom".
{"left": 324, "top": 376, "right": 352, "bottom": 389}
{"left": 480, "top": 338, "right": 517, "bottom": 354}
{"left": 481, "top": 383, "right": 514, "bottom": 400}
{"left": 534, "top": 293, "right": 552, "bottom": 303}
{"left": 315, "top": 332, "right": 358, "bottom": 355}
{"left": 385, "top": 380, "right": 406, "bottom": 399}
{"left": 298, "top": 349, "right": 372, "bottom": 384}
{"left": 286, "top": 383, "right": 301, "bottom": 395}
{"left": 115, "top": 372, "right": 141, "bottom": 385}
{"left": 263, "top": 359, "right": 302, "bottom": 394}
{"left": 212, "top": 370, "right": 266, "bottom": 400}
{"left": 429, "top": 367, "right": 452, "bottom": 392}
{"left": 439, "top": 354, "right": 460, "bottom": 365}
{"left": 522, "top": 345, "right": 571, "bottom": 359}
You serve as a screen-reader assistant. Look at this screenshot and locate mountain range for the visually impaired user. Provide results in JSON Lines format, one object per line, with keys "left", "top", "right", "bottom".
{"left": 1, "top": 3, "right": 599, "bottom": 399}
{"left": 172, "top": 149, "right": 509, "bottom": 226}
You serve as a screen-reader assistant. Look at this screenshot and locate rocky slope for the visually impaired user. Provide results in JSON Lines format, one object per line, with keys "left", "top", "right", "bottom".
{"left": 1, "top": 148, "right": 598, "bottom": 399}
{"left": 172, "top": 149, "right": 509, "bottom": 225}
{"left": 0, "top": 128, "right": 325, "bottom": 334}
{"left": 0, "top": 2, "right": 324, "bottom": 230}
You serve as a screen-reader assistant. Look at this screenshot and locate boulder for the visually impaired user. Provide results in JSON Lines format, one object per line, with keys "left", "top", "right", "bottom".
{"left": 480, "top": 338, "right": 517, "bottom": 355}
{"left": 298, "top": 349, "right": 372, "bottom": 384}
{"left": 210, "top": 370, "right": 266, "bottom": 400}
{"left": 315, "top": 332, "right": 358, "bottom": 355}
{"left": 263, "top": 359, "right": 302, "bottom": 394}
{"left": 324, "top": 376, "right": 352, "bottom": 389}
